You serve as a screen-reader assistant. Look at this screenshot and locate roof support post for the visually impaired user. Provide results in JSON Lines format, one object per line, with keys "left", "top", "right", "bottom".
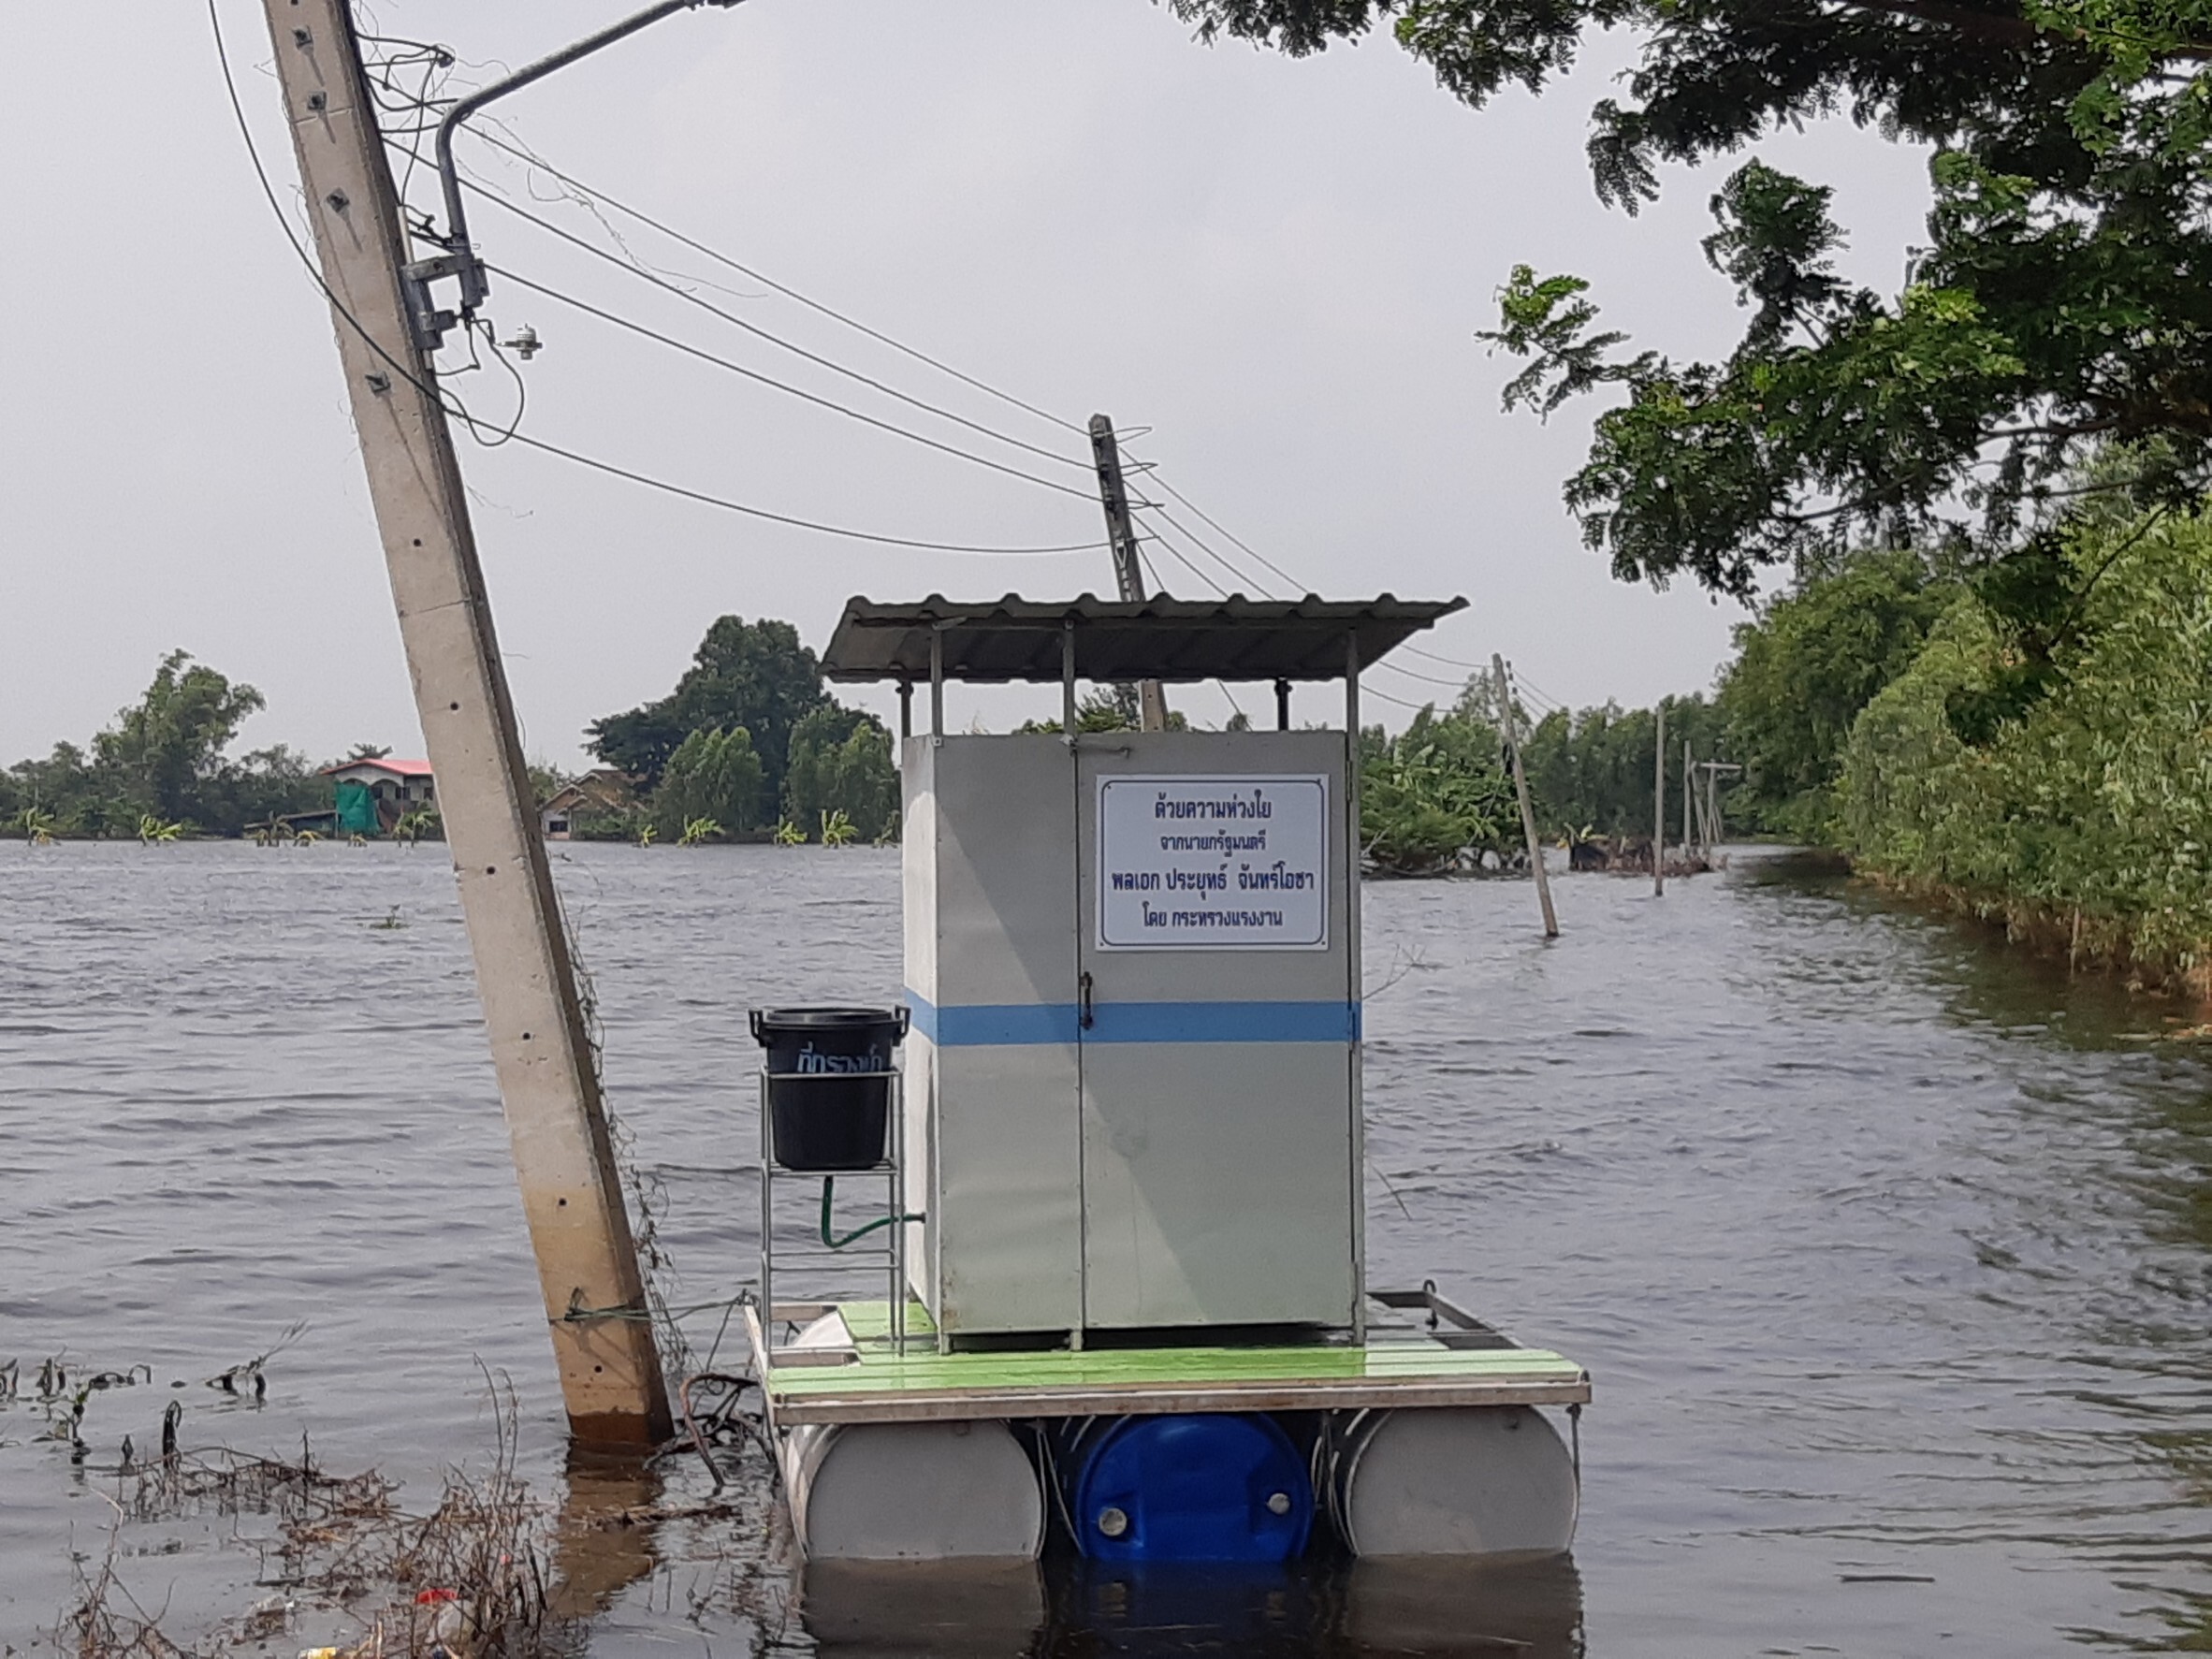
{"left": 1345, "top": 629, "right": 1365, "bottom": 1341}
{"left": 929, "top": 626, "right": 945, "bottom": 744}
{"left": 1275, "top": 677, "right": 1291, "bottom": 732}
{"left": 1062, "top": 622, "right": 1079, "bottom": 739}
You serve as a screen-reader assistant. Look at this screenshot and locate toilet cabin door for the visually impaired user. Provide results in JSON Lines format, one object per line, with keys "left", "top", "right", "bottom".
{"left": 1072, "top": 731, "right": 1359, "bottom": 1333}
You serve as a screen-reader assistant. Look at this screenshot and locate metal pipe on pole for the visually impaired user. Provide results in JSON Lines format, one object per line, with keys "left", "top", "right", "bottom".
{"left": 257, "top": 0, "right": 758, "bottom": 1446}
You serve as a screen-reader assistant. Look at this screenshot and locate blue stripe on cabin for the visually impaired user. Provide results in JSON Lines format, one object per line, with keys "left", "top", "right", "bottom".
{"left": 903, "top": 990, "right": 1358, "bottom": 1046}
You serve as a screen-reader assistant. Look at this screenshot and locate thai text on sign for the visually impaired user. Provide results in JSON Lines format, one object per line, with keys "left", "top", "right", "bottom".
{"left": 1096, "top": 775, "right": 1329, "bottom": 949}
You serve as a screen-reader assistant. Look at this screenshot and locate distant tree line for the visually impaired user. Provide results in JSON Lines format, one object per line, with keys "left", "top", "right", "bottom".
{"left": 2, "top": 651, "right": 328, "bottom": 838}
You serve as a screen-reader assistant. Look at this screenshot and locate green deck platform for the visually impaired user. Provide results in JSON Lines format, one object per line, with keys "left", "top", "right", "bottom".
{"left": 744, "top": 1302, "right": 1592, "bottom": 1427}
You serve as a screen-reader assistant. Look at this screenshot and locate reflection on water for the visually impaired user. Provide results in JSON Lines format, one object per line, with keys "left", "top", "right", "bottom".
{"left": 547, "top": 1449, "right": 662, "bottom": 1619}
{"left": 3, "top": 843, "right": 2209, "bottom": 1654}
{"left": 793, "top": 1555, "right": 1583, "bottom": 1657}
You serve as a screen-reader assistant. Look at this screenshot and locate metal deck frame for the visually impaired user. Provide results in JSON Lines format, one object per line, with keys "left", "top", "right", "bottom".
{"left": 743, "top": 1289, "right": 1592, "bottom": 1429}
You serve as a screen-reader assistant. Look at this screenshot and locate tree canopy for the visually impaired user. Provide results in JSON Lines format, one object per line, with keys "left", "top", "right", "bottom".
{"left": 782, "top": 706, "right": 900, "bottom": 842}
{"left": 1171, "top": 0, "right": 2212, "bottom": 594}
{"left": 587, "top": 617, "right": 829, "bottom": 807}
{"left": 2, "top": 651, "right": 321, "bottom": 836}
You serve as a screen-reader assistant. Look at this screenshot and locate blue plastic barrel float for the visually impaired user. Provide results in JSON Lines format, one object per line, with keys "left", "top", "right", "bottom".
{"left": 1058, "top": 1413, "right": 1313, "bottom": 1563}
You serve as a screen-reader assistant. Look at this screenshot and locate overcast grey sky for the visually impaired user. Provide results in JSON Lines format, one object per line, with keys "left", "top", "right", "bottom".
{"left": 1, "top": 2, "right": 1930, "bottom": 766}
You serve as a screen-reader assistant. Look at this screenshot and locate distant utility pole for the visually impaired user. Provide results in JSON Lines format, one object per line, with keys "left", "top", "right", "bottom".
{"left": 1493, "top": 657, "right": 1558, "bottom": 939}
{"left": 1682, "top": 740, "right": 1694, "bottom": 857}
{"left": 261, "top": 0, "right": 670, "bottom": 1446}
{"left": 1088, "top": 414, "right": 1169, "bottom": 733}
{"left": 1652, "top": 704, "right": 1666, "bottom": 897}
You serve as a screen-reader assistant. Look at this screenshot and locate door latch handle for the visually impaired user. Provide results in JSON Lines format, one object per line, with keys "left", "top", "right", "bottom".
{"left": 1078, "top": 970, "right": 1095, "bottom": 1030}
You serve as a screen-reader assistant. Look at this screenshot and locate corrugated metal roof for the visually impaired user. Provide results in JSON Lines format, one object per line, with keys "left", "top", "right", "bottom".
{"left": 820, "top": 593, "right": 1467, "bottom": 685}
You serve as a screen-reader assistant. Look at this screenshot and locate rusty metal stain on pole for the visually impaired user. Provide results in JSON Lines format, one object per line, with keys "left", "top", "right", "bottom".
{"left": 259, "top": 0, "right": 670, "bottom": 1445}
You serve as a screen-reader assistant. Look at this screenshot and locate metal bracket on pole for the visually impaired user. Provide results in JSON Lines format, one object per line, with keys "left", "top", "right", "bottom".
{"left": 404, "top": 0, "right": 746, "bottom": 352}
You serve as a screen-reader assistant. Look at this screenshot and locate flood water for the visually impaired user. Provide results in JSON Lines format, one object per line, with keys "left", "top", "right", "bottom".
{"left": 3, "top": 841, "right": 2208, "bottom": 1654}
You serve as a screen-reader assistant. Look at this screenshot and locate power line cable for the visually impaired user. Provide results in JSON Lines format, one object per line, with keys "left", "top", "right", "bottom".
{"left": 1131, "top": 506, "right": 1265, "bottom": 597}
{"left": 465, "top": 125, "right": 1084, "bottom": 437}
{"left": 463, "top": 172, "right": 1095, "bottom": 476}
{"left": 487, "top": 263, "right": 1099, "bottom": 502}
{"left": 1127, "top": 466, "right": 1308, "bottom": 593}
{"left": 208, "top": 4, "right": 1099, "bottom": 560}
{"left": 491, "top": 427, "right": 1098, "bottom": 554}
{"left": 1129, "top": 536, "right": 1247, "bottom": 726}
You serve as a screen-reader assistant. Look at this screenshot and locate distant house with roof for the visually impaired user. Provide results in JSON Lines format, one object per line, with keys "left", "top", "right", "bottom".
{"left": 319, "top": 757, "right": 435, "bottom": 837}
{"left": 540, "top": 768, "right": 638, "bottom": 838}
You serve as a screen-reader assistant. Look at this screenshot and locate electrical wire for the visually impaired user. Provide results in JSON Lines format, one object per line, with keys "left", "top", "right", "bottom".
{"left": 463, "top": 171, "right": 1095, "bottom": 476}
{"left": 486, "top": 262, "right": 1099, "bottom": 502}
{"left": 1131, "top": 467, "right": 1308, "bottom": 593}
{"left": 207, "top": 2, "right": 1102, "bottom": 560}
{"left": 484, "top": 427, "right": 1103, "bottom": 554}
{"left": 1135, "top": 508, "right": 1271, "bottom": 598}
{"left": 465, "top": 125, "right": 1085, "bottom": 437}
{"left": 1128, "top": 542, "right": 1246, "bottom": 726}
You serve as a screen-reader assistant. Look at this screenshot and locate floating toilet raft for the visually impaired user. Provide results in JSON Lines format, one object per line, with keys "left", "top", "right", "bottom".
{"left": 745, "top": 1291, "right": 1589, "bottom": 1563}
{"left": 749, "top": 595, "right": 1594, "bottom": 1566}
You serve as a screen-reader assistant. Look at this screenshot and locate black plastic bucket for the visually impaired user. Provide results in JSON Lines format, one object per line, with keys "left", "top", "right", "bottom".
{"left": 749, "top": 1005, "right": 910, "bottom": 1171}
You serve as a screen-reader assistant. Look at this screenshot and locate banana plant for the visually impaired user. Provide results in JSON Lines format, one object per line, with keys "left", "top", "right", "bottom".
{"left": 771, "top": 817, "right": 807, "bottom": 846}
{"left": 393, "top": 808, "right": 439, "bottom": 846}
{"left": 17, "top": 807, "right": 56, "bottom": 845}
{"left": 635, "top": 822, "right": 658, "bottom": 848}
{"left": 293, "top": 828, "right": 322, "bottom": 847}
{"left": 820, "top": 808, "right": 857, "bottom": 848}
{"left": 677, "top": 815, "right": 722, "bottom": 847}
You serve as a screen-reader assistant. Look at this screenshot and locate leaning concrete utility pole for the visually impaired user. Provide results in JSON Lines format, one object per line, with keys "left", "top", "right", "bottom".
{"left": 1088, "top": 415, "right": 1170, "bottom": 732}
{"left": 1652, "top": 704, "right": 1666, "bottom": 898}
{"left": 260, "top": 0, "right": 670, "bottom": 1445}
{"left": 1492, "top": 656, "right": 1558, "bottom": 939}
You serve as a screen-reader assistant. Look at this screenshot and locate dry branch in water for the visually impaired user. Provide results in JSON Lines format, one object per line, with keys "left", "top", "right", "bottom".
{"left": 64, "top": 1388, "right": 581, "bottom": 1659}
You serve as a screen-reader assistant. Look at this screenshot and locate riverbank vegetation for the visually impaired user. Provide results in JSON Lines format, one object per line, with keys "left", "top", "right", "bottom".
{"left": 1168, "top": 0, "right": 2212, "bottom": 980}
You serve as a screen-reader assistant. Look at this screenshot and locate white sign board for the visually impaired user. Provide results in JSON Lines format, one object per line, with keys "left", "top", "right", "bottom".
{"left": 1096, "top": 775, "right": 1329, "bottom": 950}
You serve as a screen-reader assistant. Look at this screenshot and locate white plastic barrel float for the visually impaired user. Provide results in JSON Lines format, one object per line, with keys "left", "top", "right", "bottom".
{"left": 777, "top": 1316, "right": 1043, "bottom": 1561}
{"left": 1322, "top": 1405, "right": 1579, "bottom": 1558}
{"left": 781, "top": 1419, "right": 1044, "bottom": 1560}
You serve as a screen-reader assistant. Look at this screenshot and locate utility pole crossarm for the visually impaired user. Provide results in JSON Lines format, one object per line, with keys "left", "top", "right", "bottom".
{"left": 260, "top": 0, "right": 670, "bottom": 1446}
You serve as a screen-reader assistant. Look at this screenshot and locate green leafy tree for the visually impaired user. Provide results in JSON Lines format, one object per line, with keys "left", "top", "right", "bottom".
{"left": 1838, "top": 506, "right": 2212, "bottom": 981}
{"left": 1521, "top": 694, "right": 1727, "bottom": 838}
{"left": 1171, "top": 0, "right": 2212, "bottom": 594}
{"left": 1013, "top": 690, "right": 1194, "bottom": 735}
{"left": 783, "top": 706, "right": 900, "bottom": 842}
{"left": 1716, "top": 551, "right": 1961, "bottom": 836}
{"left": 589, "top": 617, "right": 828, "bottom": 808}
{"left": 650, "top": 726, "right": 764, "bottom": 841}
{"left": 93, "top": 651, "right": 265, "bottom": 826}
{"left": 527, "top": 759, "right": 571, "bottom": 808}
{"left": 1359, "top": 703, "right": 1518, "bottom": 875}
